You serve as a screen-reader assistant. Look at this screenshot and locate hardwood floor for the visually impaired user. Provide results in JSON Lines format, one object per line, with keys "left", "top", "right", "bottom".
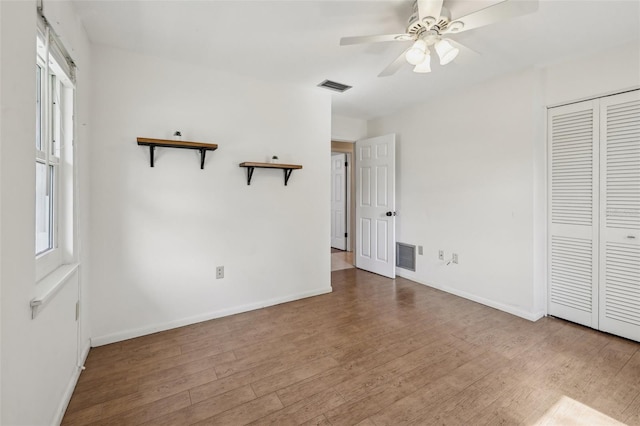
{"left": 63, "top": 269, "right": 640, "bottom": 425}
{"left": 331, "top": 250, "right": 354, "bottom": 272}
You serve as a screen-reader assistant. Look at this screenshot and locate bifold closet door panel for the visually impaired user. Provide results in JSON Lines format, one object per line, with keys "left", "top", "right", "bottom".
{"left": 548, "top": 100, "right": 599, "bottom": 328}
{"left": 599, "top": 90, "right": 640, "bottom": 342}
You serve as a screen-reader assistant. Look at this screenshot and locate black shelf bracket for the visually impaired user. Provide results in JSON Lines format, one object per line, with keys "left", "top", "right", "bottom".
{"left": 245, "top": 167, "right": 255, "bottom": 185}
{"left": 149, "top": 145, "right": 156, "bottom": 167}
{"left": 283, "top": 168, "right": 293, "bottom": 186}
{"left": 199, "top": 148, "right": 207, "bottom": 170}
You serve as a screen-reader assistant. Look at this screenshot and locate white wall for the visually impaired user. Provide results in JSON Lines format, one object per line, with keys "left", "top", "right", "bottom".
{"left": 367, "top": 41, "right": 640, "bottom": 321}
{"left": 89, "top": 45, "right": 332, "bottom": 344}
{"left": 331, "top": 114, "right": 367, "bottom": 142}
{"left": 542, "top": 41, "right": 640, "bottom": 107}
{"left": 369, "top": 70, "right": 539, "bottom": 319}
{"left": 0, "top": 1, "right": 92, "bottom": 424}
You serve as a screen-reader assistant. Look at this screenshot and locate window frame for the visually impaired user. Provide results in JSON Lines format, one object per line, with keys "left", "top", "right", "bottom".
{"left": 35, "top": 30, "right": 75, "bottom": 282}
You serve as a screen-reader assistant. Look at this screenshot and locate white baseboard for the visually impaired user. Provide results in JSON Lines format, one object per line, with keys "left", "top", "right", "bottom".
{"left": 397, "top": 271, "right": 545, "bottom": 322}
{"left": 53, "top": 341, "right": 91, "bottom": 425}
{"left": 91, "top": 287, "right": 333, "bottom": 347}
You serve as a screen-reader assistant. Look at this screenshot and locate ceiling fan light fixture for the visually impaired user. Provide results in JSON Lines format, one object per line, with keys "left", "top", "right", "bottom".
{"left": 413, "top": 52, "right": 431, "bottom": 73}
{"left": 435, "top": 39, "right": 459, "bottom": 65}
{"left": 405, "top": 39, "right": 427, "bottom": 65}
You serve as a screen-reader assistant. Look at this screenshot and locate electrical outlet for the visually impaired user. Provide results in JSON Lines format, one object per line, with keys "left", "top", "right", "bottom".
{"left": 438, "top": 250, "right": 444, "bottom": 260}
{"left": 418, "top": 245, "right": 423, "bottom": 255}
{"left": 216, "top": 266, "right": 224, "bottom": 279}
{"left": 452, "top": 253, "right": 459, "bottom": 264}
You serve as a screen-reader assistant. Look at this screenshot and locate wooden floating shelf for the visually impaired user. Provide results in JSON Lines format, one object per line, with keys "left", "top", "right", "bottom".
{"left": 239, "top": 162, "right": 303, "bottom": 186}
{"left": 137, "top": 137, "right": 219, "bottom": 169}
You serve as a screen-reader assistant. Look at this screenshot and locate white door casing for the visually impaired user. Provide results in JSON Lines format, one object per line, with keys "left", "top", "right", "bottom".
{"left": 598, "top": 90, "right": 640, "bottom": 342}
{"left": 331, "top": 153, "right": 347, "bottom": 250}
{"left": 355, "top": 134, "right": 396, "bottom": 278}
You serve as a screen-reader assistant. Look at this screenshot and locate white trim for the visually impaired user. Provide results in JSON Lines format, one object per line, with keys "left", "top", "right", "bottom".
{"left": 36, "top": 246, "right": 62, "bottom": 281}
{"left": 546, "top": 86, "right": 640, "bottom": 109}
{"left": 31, "top": 263, "right": 79, "bottom": 319}
{"left": 397, "top": 271, "right": 545, "bottom": 322}
{"left": 345, "top": 152, "right": 352, "bottom": 252}
{"left": 53, "top": 341, "right": 90, "bottom": 426}
{"left": 91, "top": 287, "right": 333, "bottom": 347}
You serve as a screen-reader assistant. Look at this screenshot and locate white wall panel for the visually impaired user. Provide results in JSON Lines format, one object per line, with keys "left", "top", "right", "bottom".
{"left": 0, "top": 1, "right": 92, "bottom": 424}
{"left": 89, "top": 45, "right": 331, "bottom": 344}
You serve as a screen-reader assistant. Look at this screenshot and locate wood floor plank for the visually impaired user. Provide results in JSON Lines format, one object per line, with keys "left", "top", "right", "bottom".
{"left": 191, "top": 393, "right": 283, "bottom": 426}
{"left": 98, "top": 366, "right": 219, "bottom": 420}
{"left": 141, "top": 385, "right": 257, "bottom": 426}
{"left": 529, "top": 394, "right": 627, "bottom": 426}
{"left": 188, "top": 364, "right": 276, "bottom": 404}
{"left": 87, "top": 391, "right": 191, "bottom": 426}
{"left": 65, "top": 381, "right": 139, "bottom": 416}
{"left": 365, "top": 350, "right": 508, "bottom": 426}
{"left": 333, "top": 336, "right": 456, "bottom": 403}
{"left": 60, "top": 404, "right": 103, "bottom": 426}
{"left": 274, "top": 328, "right": 448, "bottom": 407}
{"left": 590, "top": 348, "right": 640, "bottom": 420}
{"left": 248, "top": 388, "right": 345, "bottom": 426}
{"left": 473, "top": 386, "right": 565, "bottom": 425}
{"left": 250, "top": 356, "right": 340, "bottom": 397}
{"left": 62, "top": 268, "right": 640, "bottom": 425}
{"left": 298, "top": 414, "right": 332, "bottom": 426}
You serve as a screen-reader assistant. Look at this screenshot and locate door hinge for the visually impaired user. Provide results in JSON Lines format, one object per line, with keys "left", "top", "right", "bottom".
{"left": 345, "top": 162, "right": 348, "bottom": 167}
{"left": 345, "top": 232, "right": 348, "bottom": 238}
{"left": 75, "top": 301, "right": 80, "bottom": 321}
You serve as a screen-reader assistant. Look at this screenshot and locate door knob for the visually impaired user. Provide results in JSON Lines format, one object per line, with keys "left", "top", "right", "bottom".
{"left": 386, "top": 211, "right": 396, "bottom": 216}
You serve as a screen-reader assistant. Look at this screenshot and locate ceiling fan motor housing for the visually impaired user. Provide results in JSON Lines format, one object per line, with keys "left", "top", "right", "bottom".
{"left": 406, "top": 4, "right": 452, "bottom": 38}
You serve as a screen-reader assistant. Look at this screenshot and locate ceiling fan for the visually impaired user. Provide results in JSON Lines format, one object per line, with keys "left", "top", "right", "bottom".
{"left": 340, "top": 0, "right": 539, "bottom": 77}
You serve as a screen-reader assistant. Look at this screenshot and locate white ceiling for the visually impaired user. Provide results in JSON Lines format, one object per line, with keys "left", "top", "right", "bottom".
{"left": 71, "top": 0, "right": 640, "bottom": 120}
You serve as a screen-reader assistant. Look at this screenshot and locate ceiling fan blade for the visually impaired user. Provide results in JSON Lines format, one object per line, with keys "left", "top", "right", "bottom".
{"left": 447, "top": 39, "right": 480, "bottom": 65}
{"left": 378, "top": 48, "right": 411, "bottom": 77}
{"left": 417, "top": 0, "right": 443, "bottom": 21}
{"left": 446, "top": 0, "right": 539, "bottom": 34}
{"left": 340, "top": 34, "right": 412, "bottom": 46}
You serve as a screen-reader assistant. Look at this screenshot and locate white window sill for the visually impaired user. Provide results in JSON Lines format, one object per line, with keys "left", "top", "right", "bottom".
{"left": 31, "top": 263, "right": 79, "bottom": 319}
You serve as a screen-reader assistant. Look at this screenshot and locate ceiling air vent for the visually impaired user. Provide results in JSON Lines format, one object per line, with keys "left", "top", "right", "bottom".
{"left": 318, "top": 80, "right": 352, "bottom": 93}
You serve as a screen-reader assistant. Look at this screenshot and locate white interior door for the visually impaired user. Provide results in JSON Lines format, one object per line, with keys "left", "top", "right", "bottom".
{"left": 331, "top": 153, "right": 347, "bottom": 250}
{"left": 598, "top": 90, "right": 640, "bottom": 342}
{"left": 548, "top": 100, "right": 599, "bottom": 328}
{"left": 355, "top": 134, "right": 396, "bottom": 278}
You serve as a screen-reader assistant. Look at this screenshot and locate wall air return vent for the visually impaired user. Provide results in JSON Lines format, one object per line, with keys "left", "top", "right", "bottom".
{"left": 396, "top": 243, "right": 416, "bottom": 271}
{"left": 317, "top": 80, "right": 352, "bottom": 93}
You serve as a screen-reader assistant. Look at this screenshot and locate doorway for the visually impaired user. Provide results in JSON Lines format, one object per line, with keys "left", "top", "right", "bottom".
{"left": 331, "top": 153, "right": 348, "bottom": 251}
{"left": 331, "top": 141, "right": 355, "bottom": 271}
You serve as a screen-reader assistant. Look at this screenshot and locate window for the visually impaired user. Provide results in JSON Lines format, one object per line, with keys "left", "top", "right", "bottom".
{"left": 35, "top": 26, "right": 75, "bottom": 280}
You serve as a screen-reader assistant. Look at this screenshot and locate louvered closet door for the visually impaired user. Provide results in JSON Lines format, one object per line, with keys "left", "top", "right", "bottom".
{"left": 599, "top": 90, "right": 640, "bottom": 341}
{"left": 548, "top": 101, "right": 599, "bottom": 328}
